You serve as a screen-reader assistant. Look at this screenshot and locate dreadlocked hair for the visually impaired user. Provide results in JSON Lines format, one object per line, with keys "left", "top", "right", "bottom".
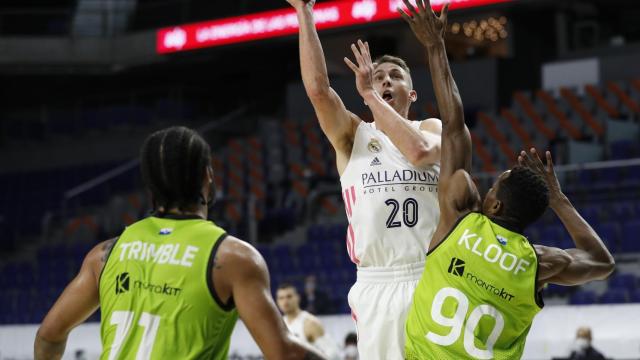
{"left": 140, "top": 126, "right": 212, "bottom": 214}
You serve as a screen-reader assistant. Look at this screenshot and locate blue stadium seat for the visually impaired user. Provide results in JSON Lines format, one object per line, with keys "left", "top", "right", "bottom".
{"left": 307, "top": 225, "right": 325, "bottom": 243}
{"left": 599, "top": 289, "right": 628, "bottom": 304}
{"left": 540, "top": 225, "right": 562, "bottom": 246}
{"left": 620, "top": 220, "right": 640, "bottom": 252}
{"left": 545, "top": 283, "right": 569, "bottom": 297}
{"left": 569, "top": 290, "right": 597, "bottom": 305}
{"left": 611, "top": 140, "right": 640, "bottom": 160}
{"left": 328, "top": 224, "right": 347, "bottom": 241}
{"left": 630, "top": 290, "right": 640, "bottom": 303}
{"left": 594, "top": 222, "right": 619, "bottom": 252}
{"left": 608, "top": 201, "right": 636, "bottom": 220}
{"left": 608, "top": 273, "right": 637, "bottom": 292}
{"left": 578, "top": 204, "right": 600, "bottom": 224}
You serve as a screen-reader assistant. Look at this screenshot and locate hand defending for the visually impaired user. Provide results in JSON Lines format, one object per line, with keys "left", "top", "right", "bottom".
{"left": 518, "top": 148, "right": 564, "bottom": 206}
{"left": 344, "top": 39, "right": 376, "bottom": 99}
{"left": 398, "top": 0, "right": 449, "bottom": 48}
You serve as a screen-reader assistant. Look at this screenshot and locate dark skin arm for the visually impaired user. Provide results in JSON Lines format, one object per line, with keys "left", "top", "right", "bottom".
{"left": 399, "top": 0, "right": 475, "bottom": 248}
{"left": 519, "top": 149, "right": 615, "bottom": 287}
{"left": 213, "top": 237, "right": 326, "bottom": 360}
{"left": 34, "top": 238, "right": 116, "bottom": 360}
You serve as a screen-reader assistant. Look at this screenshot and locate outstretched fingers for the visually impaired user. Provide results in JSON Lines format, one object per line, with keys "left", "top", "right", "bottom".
{"left": 344, "top": 57, "right": 358, "bottom": 73}
{"left": 529, "top": 148, "right": 547, "bottom": 172}
{"left": 398, "top": 7, "right": 413, "bottom": 23}
{"left": 545, "top": 151, "right": 554, "bottom": 173}
{"left": 357, "top": 40, "right": 372, "bottom": 65}
{"left": 350, "top": 43, "right": 365, "bottom": 67}
{"left": 519, "top": 150, "right": 534, "bottom": 169}
{"left": 440, "top": 2, "right": 450, "bottom": 22}
{"left": 401, "top": 0, "right": 420, "bottom": 17}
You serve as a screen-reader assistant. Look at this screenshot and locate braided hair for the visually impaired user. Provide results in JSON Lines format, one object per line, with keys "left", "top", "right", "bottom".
{"left": 140, "top": 126, "right": 212, "bottom": 214}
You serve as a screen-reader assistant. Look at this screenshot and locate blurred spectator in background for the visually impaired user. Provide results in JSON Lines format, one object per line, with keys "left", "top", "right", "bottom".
{"left": 569, "top": 327, "right": 606, "bottom": 360}
{"left": 276, "top": 283, "right": 341, "bottom": 359}
{"left": 343, "top": 332, "right": 358, "bottom": 360}
{"left": 300, "top": 274, "right": 333, "bottom": 314}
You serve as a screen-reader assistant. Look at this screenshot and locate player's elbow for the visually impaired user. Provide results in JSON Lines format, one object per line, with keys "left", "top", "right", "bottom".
{"left": 36, "top": 322, "right": 65, "bottom": 344}
{"left": 598, "top": 258, "right": 616, "bottom": 280}
{"left": 305, "top": 77, "right": 332, "bottom": 99}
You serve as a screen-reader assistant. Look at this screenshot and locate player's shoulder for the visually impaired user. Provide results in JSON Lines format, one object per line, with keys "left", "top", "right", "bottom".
{"left": 216, "top": 236, "right": 268, "bottom": 276}
{"left": 419, "top": 117, "right": 442, "bottom": 134}
{"left": 443, "top": 169, "right": 473, "bottom": 190}
{"left": 441, "top": 169, "right": 482, "bottom": 213}
{"left": 84, "top": 237, "right": 118, "bottom": 281}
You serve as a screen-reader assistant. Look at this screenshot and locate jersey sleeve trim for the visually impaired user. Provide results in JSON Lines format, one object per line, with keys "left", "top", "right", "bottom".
{"left": 97, "top": 236, "right": 121, "bottom": 286}
{"left": 426, "top": 212, "right": 474, "bottom": 258}
{"left": 531, "top": 244, "right": 545, "bottom": 309}
{"left": 207, "top": 232, "right": 235, "bottom": 312}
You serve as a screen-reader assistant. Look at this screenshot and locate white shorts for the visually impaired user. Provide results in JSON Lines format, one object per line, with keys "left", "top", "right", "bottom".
{"left": 347, "top": 261, "right": 424, "bottom": 360}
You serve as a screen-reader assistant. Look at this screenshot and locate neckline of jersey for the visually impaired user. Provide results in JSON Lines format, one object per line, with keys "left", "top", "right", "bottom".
{"left": 152, "top": 213, "right": 205, "bottom": 221}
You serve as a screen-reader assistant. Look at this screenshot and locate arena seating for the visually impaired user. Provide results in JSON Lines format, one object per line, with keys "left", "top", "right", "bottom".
{"left": 1, "top": 77, "right": 639, "bottom": 323}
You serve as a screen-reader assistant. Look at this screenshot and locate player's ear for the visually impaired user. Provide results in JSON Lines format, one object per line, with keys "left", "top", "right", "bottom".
{"left": 409, "top": 89, "right": 418, "bottom": 103}
{"left": 488, "top": 199, "right": 503, "bottom": 216}
{"left": 205, "top": 165, "right": 214, "bottom": 184}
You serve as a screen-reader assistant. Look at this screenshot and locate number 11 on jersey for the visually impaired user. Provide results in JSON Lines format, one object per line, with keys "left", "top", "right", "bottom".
{"left": 108, "top": 311, "right": 161, "bottom": 360}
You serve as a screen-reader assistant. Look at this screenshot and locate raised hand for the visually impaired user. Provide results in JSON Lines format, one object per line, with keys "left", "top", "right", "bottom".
{"left": 518, "top": 148, "right": 564, "bottom": 206}
{"left": 343, "top": 39, "right": 376, "bottom": 99}
{"left": 286, "top": 0, "right": 315, "bottom": 10}
{"left": 398, "top": 0, "right": 449, "bottom": 48}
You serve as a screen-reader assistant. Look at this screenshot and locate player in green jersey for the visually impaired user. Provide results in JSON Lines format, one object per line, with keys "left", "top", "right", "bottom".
{"left": 35, "top": 126, "right": 326, "bottom": 360}
{"left": 400, "top": 1, "right": 615, "bottom": 359}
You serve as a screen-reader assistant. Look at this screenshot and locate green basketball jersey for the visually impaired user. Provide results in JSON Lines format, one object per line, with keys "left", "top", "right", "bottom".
{"left": 405, "top": 212, "right": 542, "bottom": 360}
{"left": 99, "top": 216, "right": 238, "bottom": 360}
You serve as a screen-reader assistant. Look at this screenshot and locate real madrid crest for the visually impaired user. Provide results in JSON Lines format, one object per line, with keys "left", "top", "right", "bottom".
{"left": 368, "top": 138, "right": 382, "bottom": 153}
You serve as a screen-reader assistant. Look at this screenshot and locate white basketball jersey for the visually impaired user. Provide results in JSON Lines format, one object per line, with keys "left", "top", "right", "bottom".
{"left": 284, "top": 310, "right": 312, "bottom": 346}
{"left": 340, "top": 121, "right": 440, "bottom": 267}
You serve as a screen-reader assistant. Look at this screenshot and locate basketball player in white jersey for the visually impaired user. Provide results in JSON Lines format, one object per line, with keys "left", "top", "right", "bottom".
{"left": 276, "top": 284, "right": 341, "bottom": 359}
{"left": 286, "top": 0, "right": 461, "bottom": 358}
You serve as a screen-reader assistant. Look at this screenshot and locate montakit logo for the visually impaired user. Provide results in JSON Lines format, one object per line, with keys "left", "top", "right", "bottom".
{"left": 448, "top": 257, "right": 466, "bottom": 277}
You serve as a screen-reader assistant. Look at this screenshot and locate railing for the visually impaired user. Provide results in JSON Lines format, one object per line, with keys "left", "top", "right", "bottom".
{"left": 46, "top": 106, "right": 247, "bottom": 240}
{"left": 61, "top": 106, "right": 246, "bottom": 207}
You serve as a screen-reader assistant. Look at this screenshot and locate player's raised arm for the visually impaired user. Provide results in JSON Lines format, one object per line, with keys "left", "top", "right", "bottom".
{"left": 519, "top": 149, "right": 615, "bottom": 286}
{"left": 219, "top": 238, "right": 326, "bottom": 360}
{"left": 400, "top": 0, "right": 470, "bottom": 180}
{"left": 287, "top": 0, "right": 358, "bottom": 164}
{"left": 34, "top": 239, "right": 112, "bottom": 360}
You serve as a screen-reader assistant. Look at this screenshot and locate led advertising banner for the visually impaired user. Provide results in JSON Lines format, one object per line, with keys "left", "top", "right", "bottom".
{"left": 157, "top": 0, "right": 512, "bottom": 54}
